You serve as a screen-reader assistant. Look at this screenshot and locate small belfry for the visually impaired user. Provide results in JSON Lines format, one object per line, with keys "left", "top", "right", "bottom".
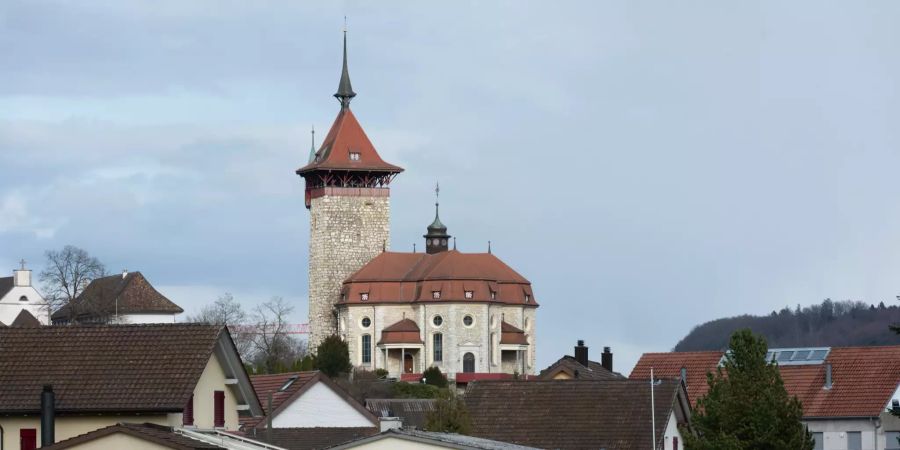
{"left": 424, "top": 183, "right": 451, "bottom": 254}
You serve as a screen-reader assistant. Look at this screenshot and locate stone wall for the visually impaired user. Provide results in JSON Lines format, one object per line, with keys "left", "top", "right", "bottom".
{"left": 308, "top": 193, "right": 390, "bottom": 351}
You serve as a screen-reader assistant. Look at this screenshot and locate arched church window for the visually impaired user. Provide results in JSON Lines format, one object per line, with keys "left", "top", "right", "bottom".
{"left": 433, "top": 333, "right": 443, "bottom": 362}
{"left": 361, "top": 334, "right": 372, "bottom": 364}
{"left": 463, "top": 352, "right": 475, "bottom": 373}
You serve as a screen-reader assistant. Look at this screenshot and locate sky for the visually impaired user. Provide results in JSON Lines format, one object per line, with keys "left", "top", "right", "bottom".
{"left": 2, "top": 1, "right": 900, "bottom": 374}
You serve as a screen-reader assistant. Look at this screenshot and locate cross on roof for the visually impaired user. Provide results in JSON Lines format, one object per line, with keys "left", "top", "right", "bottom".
{"left": 19, "top": 259, "right": 26, "bottom": 270}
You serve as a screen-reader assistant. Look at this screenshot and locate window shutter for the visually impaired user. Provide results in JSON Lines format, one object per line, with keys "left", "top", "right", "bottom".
{"left": 183, "top": 394, "right": 194, "bottom": 426}
{"left": 20, "top": 428, "right": 37, "bottom": 450}
{"left": 214, "top": 391, "right": 225, "bottom": 428}
{"left": 673, "top": 436, "right": 679, "bottom": 450}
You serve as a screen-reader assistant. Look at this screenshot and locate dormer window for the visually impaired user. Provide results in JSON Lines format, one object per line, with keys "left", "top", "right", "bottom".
{"left": 464, "top": 291, "right": 474, "bottom": 299}
{"left": 432, "top": 291, "right": 441, "bottom": 299}
{"left": 349, "top": 152, "right": 361, "bottom": 161}
{"left": 360, "top": 293, "right": 369, "bottom": 301}
{"left": 525, "top": 294, "right": 531, "bottom": 303}
{"left": 490, "top": 291, "right": 496, "bottom": 300}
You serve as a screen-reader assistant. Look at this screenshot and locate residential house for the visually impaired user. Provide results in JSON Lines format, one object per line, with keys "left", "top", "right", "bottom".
{"left": 630, "top": 345, "right": 900, "bottom": 450}
{"left": 539, "top": 340, "right": 623, "bottom": 380}
{"left": 0, "top": 324, "right": 263, "bottom": 449}
{"left": 464, "top": 380, "right": 692, "bottom": 450}
{"left": 43, "top": 423, "right": 285, "bottom": 450}
{"left": 0, "top": 262, "right": 48, "bottom": 326}
{"left": 365, "top": 399, "right": 437, "bottom": 430}
{"left": 329, "top": 428, "right": 541, "bottom": 450}
{"left": 51, "top": 271, "right": 183, "bottom": 324}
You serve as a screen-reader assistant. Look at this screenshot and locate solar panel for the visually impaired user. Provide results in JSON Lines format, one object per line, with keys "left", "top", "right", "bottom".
{"left": 809, "top": 349, "right": 828, "bottom": 360}
{"left": 777, "top": 351, "right": 794, "bottom": 362}
{"left": 792, "top": 350, "right": 811, "bottom": 361}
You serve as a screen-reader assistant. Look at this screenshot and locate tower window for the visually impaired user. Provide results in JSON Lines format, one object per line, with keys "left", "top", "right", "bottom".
{"left": 465, "top": 291, "right": 474, "bottom": 299}
{"left": 463, "top": 315, "right": 474, "bottom": 327}
{"left": 349, "top": 152, "right": 361, "bottom": 161}
{"left": 432, "top": 291, "right": 441, "bottom": 299}
{"left": 361, "top": 317, "right": 371, "bottom": 328}
{"left": 360, "top": 293, "right": 369, "bottom": 301}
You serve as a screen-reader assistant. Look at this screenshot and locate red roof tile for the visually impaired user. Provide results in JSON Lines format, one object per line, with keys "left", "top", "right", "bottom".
{"left": 51, "top": 272, "right": 183, "bottom": 322}
{"left": 379, "top": 318, "right": 423, "bottom": 345}
{"left": 296, "top": 108, "right": 402, "bottom": 174}
{"left": 244, "top": 371, "right": 318, "bottom": 427}
{"left": 500, "top": 321, "right": 528, "bottom": 345}
{"left": 340, "top": 250, "right": 537, "bottom": 307}
{"left": 629, "top": 345, "right": 900, "bottom": 418}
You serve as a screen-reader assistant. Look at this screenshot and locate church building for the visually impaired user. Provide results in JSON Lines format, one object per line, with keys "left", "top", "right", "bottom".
{"left": 297, "top": 32, "right": 538, "bottom": 379}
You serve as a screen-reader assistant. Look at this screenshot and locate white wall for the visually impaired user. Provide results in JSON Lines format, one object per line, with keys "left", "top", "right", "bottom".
{"left": 121, "top": 313, "right": 178, "bottom": 324}
{"left": 271, "top": 382, "right": 373, "bottom": 428}
{"left": 805, "top": 418, "right": 877, "bottom": 450}
{"left": 662, "top": 411, "right": 684, "bottom": 450}
{"left": 0, "top": 284, "right": 49, "bottom": 325}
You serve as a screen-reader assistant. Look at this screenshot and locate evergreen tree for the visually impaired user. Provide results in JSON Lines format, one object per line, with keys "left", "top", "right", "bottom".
{"left": 424, "top": 391, "right": 472, "bottom": 434}
{"left": 316, "top": 335, "right": 352, "bottom": 378}
{"left": 422, "top": 366, "right": 449, "bottom": 388}
{"left": 683, "top": 329, "right": 814, "bottom": 450}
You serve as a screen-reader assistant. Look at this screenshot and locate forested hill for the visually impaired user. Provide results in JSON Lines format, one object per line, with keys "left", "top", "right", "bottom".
{"left": 674, "top": 299, "right": 900, "bottom": 351}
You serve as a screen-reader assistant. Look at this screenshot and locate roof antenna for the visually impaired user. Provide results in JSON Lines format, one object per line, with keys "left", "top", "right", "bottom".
{"left": 488, "top": 240, "right": 492, "bottom": 254}
{"left": 382, "top": 240, "right": 386, "bottom": 252}
{"left": 308, "top": 125, "right": 317, "bottom": 163}
{"left": 413, "top": 243, "right": 416, "bottom": 253}
{"left": 453, "top": 237, "right": 457, "bottom": 250}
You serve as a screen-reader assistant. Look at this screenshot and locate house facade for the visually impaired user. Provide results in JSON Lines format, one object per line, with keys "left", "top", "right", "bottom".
{"left": 297, "top": 33, "right": 538, "bottom": 380}
{"left": 631, "top": 345, "right": 900, "bottom": 450}
{"left": 0, "top": 262, "right": 49, "bottom": 326}
{"left": 0, "top": 324, "right": 262, "bottom": 449}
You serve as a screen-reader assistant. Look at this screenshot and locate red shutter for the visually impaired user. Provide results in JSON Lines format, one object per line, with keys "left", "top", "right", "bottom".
{"left": 214, "top": 391, "right": 225, "bottom": 428}
{"left": 183, "top": 394, "right": 194, "bottom": 426}
{"left": 20, "top": 429, "right": 37, "bottom": 450}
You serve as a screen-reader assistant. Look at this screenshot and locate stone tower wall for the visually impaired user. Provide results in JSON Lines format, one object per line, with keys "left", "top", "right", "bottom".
{"left": 308, "top": 193, "right": 390, "bottom": 350}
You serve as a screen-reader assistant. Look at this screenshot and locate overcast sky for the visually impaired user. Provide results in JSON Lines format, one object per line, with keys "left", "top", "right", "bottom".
{"left": 2, "top": 1, "right": 900, "bottom": 373}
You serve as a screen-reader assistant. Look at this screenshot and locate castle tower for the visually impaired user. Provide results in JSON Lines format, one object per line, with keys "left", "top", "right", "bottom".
{"left": 297, "top": 31, "right": 403, "bottom": 350}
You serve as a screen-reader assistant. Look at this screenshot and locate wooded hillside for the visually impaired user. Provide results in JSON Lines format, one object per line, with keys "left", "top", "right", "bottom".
{"left": 675, "top": 299, "right": 900, "bottom": 351}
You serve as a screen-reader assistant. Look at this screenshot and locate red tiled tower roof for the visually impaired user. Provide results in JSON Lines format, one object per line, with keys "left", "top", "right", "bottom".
{"left": 296, "top": 108, "right": 402, "bottom": 175}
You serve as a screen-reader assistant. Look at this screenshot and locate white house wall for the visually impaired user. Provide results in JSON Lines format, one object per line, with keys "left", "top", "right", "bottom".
{"left": 0, "top": 285, "right": 49, "bottom": 325}
{"left": 662, "top": 411, "right": 684, "bottom": 450}
{"left": 805, "top": 418, "right": 879, "bottom": 450}
{"left": 120, "top": 313, "right": 178, "bottom": 324}
{"left": 271, "top": 382, "right": 372, "bottom": 428}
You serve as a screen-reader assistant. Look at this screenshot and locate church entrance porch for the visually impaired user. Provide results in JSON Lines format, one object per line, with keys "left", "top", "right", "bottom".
{"left": 380, "top": 345, "right": 423, "bottom": 378}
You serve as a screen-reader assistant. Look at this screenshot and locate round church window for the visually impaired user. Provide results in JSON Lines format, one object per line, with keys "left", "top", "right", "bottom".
{"left": 361, "top": 317, "right": 371, "bottom": 328}
{"left": 433, "top": 315, "right": 443, "bottom": 327}
{"left": 463, "top": 315, "right": 474, "bottom": 327}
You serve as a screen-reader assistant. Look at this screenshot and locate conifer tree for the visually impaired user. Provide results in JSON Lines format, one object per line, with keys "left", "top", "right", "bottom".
{"left": 316, "top": 335, "right": 352, "bottom": 378}
{"left": 683, "top": 329, "right": 813, "bottom": 450}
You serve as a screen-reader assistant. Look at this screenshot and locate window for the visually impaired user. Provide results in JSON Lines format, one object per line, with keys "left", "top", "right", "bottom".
{"left": 183, "top": 394, "right": 194, "bottom": 426}
{"left": 432, "top": 315, "right": 443, "bottom": 327}
{"left": 490, "top": 291, "right": 496, "bottom": 300}
{"left": 464, "top": 291, "right": 473, "bottom": 299}
{"left": 432, "top": 291, "right": 441, "bottom": 299}
{"left": 463, "top": 315, "right": 474, "bottom": 327}
{"left": 362, "top": 334, "right": 372, "bottom": 364}
{"left": 811, "top": 432, "right": 823, "bottom": 450}
{"left": 673, "top": 436, "right": 678, "bottom": 450}
{"left": 18, "top": 295, "right": 27, "bottom": 302}
{"left": 20, "top": 429, "right": 36, "bottom": 450}
{"left": 360, "top": 293, "right": 369, "bottom": 301}
{"left": 886, "top": 432, "right": 900, "bottom": 450}
{"left": 279, "top": 375, "right": 299, "bottom": 392}
{"left": 433, "top": 333, "right": 443, "bottom": 362}
{"left": 847, "top": 431, "right": 861, "bottom": 450}
{"left": 525, "top": 294, "right": 531, "bottom": 303}
{"left": 463, "top": 352, "right": 475, "bottom": 373}
{"left": 361, "top": 317, "right": 371, "bottom": 328}
{"left": 349, "top": 152, "right": 361, "bottom": 161}
{"left": 214, "top": 391, "right": 225, "bottom": 428}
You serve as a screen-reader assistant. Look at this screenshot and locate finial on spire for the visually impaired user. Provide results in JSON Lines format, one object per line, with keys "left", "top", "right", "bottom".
{"left": 334, "top": 20, "right": 356, "bottom": 109}
{"left": 308, "top": 125, "right": 317, "bottom": 163}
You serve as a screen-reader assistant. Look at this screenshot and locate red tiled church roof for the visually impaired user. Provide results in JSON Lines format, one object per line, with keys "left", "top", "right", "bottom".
{"left": 379, "top": 318, "right": 423, "bottom": 345}
{"left": 500, "top": 321, "right": 528, "bottom": 345}
{"left": 296, "top": 108, "right": 402, "bottom": 175}
{"left": 340, "top": 250, "right": 537, "bottom": 307}
{"left": 629, "top": 345, "right": 900, "bottom": 418}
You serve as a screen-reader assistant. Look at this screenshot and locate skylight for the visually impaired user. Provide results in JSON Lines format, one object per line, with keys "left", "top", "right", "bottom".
{"left": 279, "top": 375, "right": 300, "bottom": 392}
{"left": 766, "top": 347, "right": 831, "bottom": 366}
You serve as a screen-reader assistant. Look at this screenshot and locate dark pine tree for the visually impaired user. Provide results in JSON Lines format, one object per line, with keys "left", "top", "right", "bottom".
{"left": 316, "top": 335, "right": 352, "bottom": 378}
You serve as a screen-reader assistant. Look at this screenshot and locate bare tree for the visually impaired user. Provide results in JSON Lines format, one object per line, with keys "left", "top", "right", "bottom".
{"left": 250, "top": 296, "right": 302, "bottom": 373}
{"left": 187, "top": 293, "right": 253, "bottom": 360}
{"left": 39, "top": 245, "right": 107, "bottom": 321}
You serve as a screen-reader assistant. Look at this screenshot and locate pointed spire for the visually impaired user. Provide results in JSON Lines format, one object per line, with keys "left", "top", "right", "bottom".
{"left": 307, "top": 125, "right": 317, "bottom": 163}
{"left": 334, "top": 20, "right": 356, "bottom": 110}
{"left": 428, "top": 182, "right": 446, "bottom": 231}
{"left": 424, "top": 182, "right": 450, "bottom": 254}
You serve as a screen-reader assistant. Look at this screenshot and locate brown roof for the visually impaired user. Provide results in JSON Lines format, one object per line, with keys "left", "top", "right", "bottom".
{"left": 500, "top": 321, "right": 528, "bottom": 345}
{"left": 44, "top": 423, "right": 224, "bottom": 450}
{"left": 51, "top": 271, "right": 183, "bottom": 322}
{"left": 365, "top": 399, "right": 437, "bottom": 429}
{"left": 10, "top": 309, "right": 41, "bottom": 327}
{"left": 296, "top": 108, "right": 402, "bottom": 174}
{"left": 465, "top": 380, "right": 687, "bottom": 450}
{"left": 0, "top": 276, "right": 13, "bottom": 299}
{"left": 379, "top": 318, "right": 423, "bottom": 345}
{"left": 539, "top": 356, "right": 625, "bottom": 381}
{"left": 0, "top": 324, "right": 223, "bottom": 413}
{"left": 249, "top": 427, "right": 379, "bottom": 450}
{"left": 341, "top": 250, "right": 537, "bottom": 307}
{"left": 629, "top": 345, "right": 900, "bottom": 418}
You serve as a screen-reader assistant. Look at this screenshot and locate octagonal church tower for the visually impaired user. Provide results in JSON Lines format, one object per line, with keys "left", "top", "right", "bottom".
{"left": 297, "top": 32, "right": 403, "bottom": 350}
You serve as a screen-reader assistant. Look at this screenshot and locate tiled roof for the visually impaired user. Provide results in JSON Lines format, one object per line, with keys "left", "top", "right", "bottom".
{"left": 296, "top": 108, "right": 402, "bottom": 174}
{"left": 365, "top": 398, "right": 436, "bottom": 429}
{"left": 241, "top": 371, "right": 318, "bottom": 428}
{"left": 44, "top": 423, "right": 225, "bottom": 450}
{"left": 0, "top": 324, "right": 223, "bottom": 413}
{"left": 10, "top": 309, "right": 41, "bottom": 327}
{"left": 379, "top": 318, "right": 423, "bottom": 345}
{"left": 340, "top": 250, "right": 537, "bottom": 307}
{"left": 499, "top": 321, "right": 528, "bottom": 345}
{"left": 51, "top": 271, "right": 183, "bottom": 322}
{"left": 0, "top": 276, "right": 12, "bottom": 299}
{"left": 629, "top": 351, "right": 723, "bottom": 404}
{"left": 629, "top": 345, "right": 900, "bottom": 418}
{"left": 248, "top": 427, "right": 378, "bottom": 450}
{"left": 539, "top": 355, "right": 625, "bottom": 381}
{"left": 332, "top": 429, "right": 541, "bottom": 450}
{"left": 465, "top": 380, "right": 684, "bottom": 450}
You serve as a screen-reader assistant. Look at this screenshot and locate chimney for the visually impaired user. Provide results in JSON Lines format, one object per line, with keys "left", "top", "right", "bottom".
{"left": 601, "top": 346, "right": 613, "bottom": 372}
{"left": 824, "top": 363, "right": 832, "bottom": 389}
{"left": 40, "top": 385, "right": 55, "bottom": 447}
{"left": 680, "top": 367, "right": 687, "bottom": 385}
{"left": 892, "top": 399, "right": 899, "bottom": 414}
{"left": 574, "top": 340, "right": 589, "bottom": 367}
{"left": 379, "top": 416, "right": 403, "bottom": 432}
{"left": 122, "top": 269, "right": 128, "bottom": 279}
